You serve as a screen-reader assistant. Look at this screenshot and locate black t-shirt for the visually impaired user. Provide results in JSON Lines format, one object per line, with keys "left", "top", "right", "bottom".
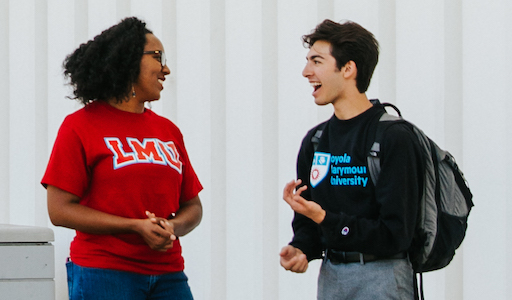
{"left": 290, "top": 104, "right": 424, "bottom": 260}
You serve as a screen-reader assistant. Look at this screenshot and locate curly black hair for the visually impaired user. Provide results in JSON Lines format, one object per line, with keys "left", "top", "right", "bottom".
{"left": 63, "top": 17, "right": 153, "bottom": 105}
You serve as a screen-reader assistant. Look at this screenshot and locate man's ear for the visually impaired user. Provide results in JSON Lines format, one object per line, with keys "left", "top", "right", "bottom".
{"left": 342, "top": 61, "right": 357, "bottom": 79}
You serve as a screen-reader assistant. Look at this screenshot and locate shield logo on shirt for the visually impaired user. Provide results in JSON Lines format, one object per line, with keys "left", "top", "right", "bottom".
{"left": 310, "top": 152, "right": 331, "bottom": 188}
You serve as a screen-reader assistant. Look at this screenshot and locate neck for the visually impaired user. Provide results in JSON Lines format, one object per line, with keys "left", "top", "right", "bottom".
{"left": 108, "top": 98, "right": 145, "bottom": 114}
{"left": 332, "top": 92, "right": 372, "bottom": 120}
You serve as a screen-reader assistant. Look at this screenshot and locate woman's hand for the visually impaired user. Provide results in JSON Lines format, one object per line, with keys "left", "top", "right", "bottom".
{"left": 144, "top": 195, "right": 202, "bottom": 251}
{"left": 138, "top": 214, "right": 175, "bottom": 252}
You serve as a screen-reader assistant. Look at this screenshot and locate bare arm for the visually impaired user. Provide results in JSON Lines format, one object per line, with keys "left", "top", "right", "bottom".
{"left": 172, "top": 195, "right": 203, "bottom": 236}
{"left": 47, "top": 185, "right": 174, "bottom": 251}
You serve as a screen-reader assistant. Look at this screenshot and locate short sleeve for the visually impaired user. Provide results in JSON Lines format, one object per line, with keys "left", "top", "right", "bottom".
{"left": 41, "top": 121, "right": 90, "bottom": 197}
{"left": 176, "top": 136, "right": 203, "bottom": 202}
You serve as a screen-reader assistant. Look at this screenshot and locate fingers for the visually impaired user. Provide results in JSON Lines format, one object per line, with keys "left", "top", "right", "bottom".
{"left": 283, "top": 179, "right": 302, "bottom": 194}
{"left": 145, "top": 211, "right": 176, "bottom": 240}
{"left": 157, "top": 219, "right": 176, "bottom": 241}
{"left": 282, "top": 179, "right": 324, "bottom": 222}
{"left": 283, "top": 179, "right": 307, "bottom": 201}
{"left": 283, "top": 179, "right": 297, "bottom": 192}
{"left": 280, "top": 246, "right": 308, "bottom": 273}
{"left": 279, "top": 245, "right": 294, "bottom": 259}
{"left": 147, "top": 230, "right": 174, "bottom": 252}
{"left": 295, "top": 184, "right": 307, "bottom": 196}
{"left": 281, "top": 254, "right": 308, "bottom": 273}
{"left": 139, "top": 216, "right": 175, "bottom": 252}
{"left": 146, "top": 211, "right": 158, "bottom": 224}
{"left": 283, "top": 180, "right": 298, "bottom": 205}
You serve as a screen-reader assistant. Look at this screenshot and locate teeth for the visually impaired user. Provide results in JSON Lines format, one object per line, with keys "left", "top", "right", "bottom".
{"left": 158, "top": 79, "right": 163, "bottom": 84}
{"left": 310, "top": 82, "right": 321, "bottom": 87}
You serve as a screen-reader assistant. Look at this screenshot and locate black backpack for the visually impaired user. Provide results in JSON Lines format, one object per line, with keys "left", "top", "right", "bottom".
{"left": 311, "top": 100, "right": 474, "bottom": 299}
{"left": 367, "top": 101, "right": 473, "bottom": 271}
{"left": 370, "top": 101, "right": 473, "bottom": 299}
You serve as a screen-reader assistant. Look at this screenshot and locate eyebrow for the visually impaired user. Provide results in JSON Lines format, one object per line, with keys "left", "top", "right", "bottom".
{"left": 306, "top": 54, "right": 324, "bottom": 61}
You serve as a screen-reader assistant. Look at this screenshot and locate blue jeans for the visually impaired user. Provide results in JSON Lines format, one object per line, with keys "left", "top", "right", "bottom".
{"left": 66, "top": 261, "right": 194, "bottom": 300}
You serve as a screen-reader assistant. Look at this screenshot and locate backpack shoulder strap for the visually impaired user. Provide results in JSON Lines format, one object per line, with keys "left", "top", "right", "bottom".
{"left": 311, "top": 121, "right": 329, "bottom": 152}
{"left": 367, "top": 102, "right": 403, "bottom": 185}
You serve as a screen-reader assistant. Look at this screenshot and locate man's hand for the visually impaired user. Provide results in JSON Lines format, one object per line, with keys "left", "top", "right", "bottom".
{"left": 280, "top": 245, "right": 308, "bottom": 273}
{"left": 283, "top": 179, "right": 326, "bottom": 224}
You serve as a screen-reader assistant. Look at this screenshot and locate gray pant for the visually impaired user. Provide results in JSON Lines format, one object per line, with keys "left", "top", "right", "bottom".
{"left": 317, "top": 257, "right": 414, "bottom": 300}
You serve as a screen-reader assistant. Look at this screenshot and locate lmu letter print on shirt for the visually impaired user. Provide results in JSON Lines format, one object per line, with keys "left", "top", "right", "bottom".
{"left": 104, "top": 137, "right": 183, "bottom": 173}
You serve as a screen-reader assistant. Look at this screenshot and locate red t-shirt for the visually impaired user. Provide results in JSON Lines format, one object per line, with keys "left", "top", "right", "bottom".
{"left": 42, "top": 101, "right": 203, "bottom": 275}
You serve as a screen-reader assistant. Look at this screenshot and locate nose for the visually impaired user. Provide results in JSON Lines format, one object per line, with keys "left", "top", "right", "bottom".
{"left": 302, "top": 63, "right": 312, "bottom": 78}
{"left": 162, "top": 64, "right": 171, "bottom": 75}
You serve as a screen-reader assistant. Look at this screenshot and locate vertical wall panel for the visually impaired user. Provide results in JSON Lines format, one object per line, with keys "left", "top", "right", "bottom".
{"left": 160, "top": 0, "right": 178, "bottom": 122}
{"left": 175, "top": 0, "right": 212, "bottom": 299}
{"left": 116, "top": 0, "right": 131, "bottom": 20}
{"left": 334, "top": 0, "right": 379, "bottom": 24}
{"left": 74, "top": 0, "right": 88, "bottom": 45}
{"left": 88, "top": 0, "right": 117, "bottom": 39}
{"left": 34, "top": 0, "right": 49, "bottom": 227}
{"left": 224, "top": 0, "right": 264, "bottom": 299}
{"left": 207, "top": 0, "right": 227, "bottom": 299}
{"left": 47, "top": 2, "right": 81, "bottom": 299}
{"left": 441, "top": 1, "right": 465, "bottom": 299}
{"left": 9, "top": 0, "right": 37, "bottom": 225}
{"left": 396, "top": 1, "right": 445, "bottom": 138}
{"left": 130, "top": 0, "right": 163, "bottom": 35}
{"left": 443, "top": 0, "right": 463, "bottom": 157}
{"left": 317, "top": 0, "right": 334, "bottom": 21}
{"left": 261, "top": 0, "right": 279, "bottom": 298}
{"left": 277, "top": 1, "right": 322, "bottom": 299}
{"left": 376, "top": 1, "right": 397, "bottom": 104}
{"left": 462, "top": 0, "right": 511, "bottom": 299}
{"left": 507, "top": 34, "right": 512, "bottom": 298}
{"left": 47, "top": 0, "right": 80, "bottom": 148}
{"left": 505, "top": 4, "right": 512, "bottom": 294}
{"left": 0, "top": 0, "right": 10, "bottom": 224}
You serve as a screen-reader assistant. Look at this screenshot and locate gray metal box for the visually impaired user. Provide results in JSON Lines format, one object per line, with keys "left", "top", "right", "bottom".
{"left": 0, "top": 224, "right": 55, "bottom": 300}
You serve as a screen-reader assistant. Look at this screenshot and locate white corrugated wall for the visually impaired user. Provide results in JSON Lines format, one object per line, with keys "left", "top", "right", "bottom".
{"left": 0, "top": 0, "right": 509, "bottom": 299}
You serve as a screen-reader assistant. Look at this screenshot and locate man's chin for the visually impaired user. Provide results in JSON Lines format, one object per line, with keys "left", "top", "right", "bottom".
{"left": 314, "top": 98, "right": 330, "bottom": 106}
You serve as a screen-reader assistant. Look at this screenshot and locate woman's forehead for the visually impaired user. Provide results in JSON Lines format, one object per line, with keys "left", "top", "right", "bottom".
{"left": 144, "top": 33, "right": 164, "bottom": 50}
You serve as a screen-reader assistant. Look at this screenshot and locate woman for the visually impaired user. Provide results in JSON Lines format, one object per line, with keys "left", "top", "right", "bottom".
{"left": 42, "top": 17, "right": 203, "bottom": 300}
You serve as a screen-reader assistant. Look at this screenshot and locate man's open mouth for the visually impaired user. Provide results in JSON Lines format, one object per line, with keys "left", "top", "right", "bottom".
{"left": 311, "top": 82, "right": 322, "bottom": 91}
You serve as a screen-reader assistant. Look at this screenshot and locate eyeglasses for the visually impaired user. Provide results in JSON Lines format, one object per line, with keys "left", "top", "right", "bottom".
{"left": 143, "top": 50, "right": 167, "bottom": 67}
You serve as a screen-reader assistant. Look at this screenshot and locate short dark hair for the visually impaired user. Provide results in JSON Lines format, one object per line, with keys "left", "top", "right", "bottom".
{"left": 302, "top": 19, "right": 379, "bottom": 93}
{"left": 63, "top": 17, "right": 152, "bottom": 105}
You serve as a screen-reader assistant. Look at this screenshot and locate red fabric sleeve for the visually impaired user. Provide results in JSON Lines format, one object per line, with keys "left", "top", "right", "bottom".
{"left": 41, "top": 120, "right": 89, "bottom": 197}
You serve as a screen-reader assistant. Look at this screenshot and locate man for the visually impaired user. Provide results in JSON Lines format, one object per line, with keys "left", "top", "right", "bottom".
{"left": 280, "top": 19, "right": 424, "bottom": 299}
